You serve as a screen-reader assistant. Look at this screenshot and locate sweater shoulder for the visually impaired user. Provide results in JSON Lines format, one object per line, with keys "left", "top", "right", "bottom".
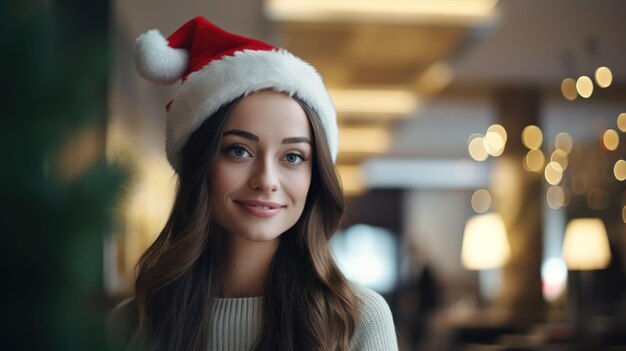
{"left": 350, "top": 284, "right": 399, "bottom": 351}
{"left": 352, "top": 284, "right": 392, "bottom": 321}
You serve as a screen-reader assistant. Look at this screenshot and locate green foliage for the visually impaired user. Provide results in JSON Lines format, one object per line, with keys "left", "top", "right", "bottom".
{"left": 1, "top": 1, "right": 129, "bottom": 349}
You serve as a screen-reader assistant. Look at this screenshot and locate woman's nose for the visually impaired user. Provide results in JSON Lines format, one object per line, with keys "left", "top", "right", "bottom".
{"left": 248, "top": 158, "right": 279, "bottom": 192}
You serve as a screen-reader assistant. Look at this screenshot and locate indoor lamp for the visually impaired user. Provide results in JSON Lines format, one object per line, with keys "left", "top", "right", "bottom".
{"left": 461, "top": 212, "right": 511, "bottom": 270}
{"left": 561, "top": 218, "right": 611, "bottom": 345}
{"left": 562, "top": 218, "right": 611, "bottom": 270}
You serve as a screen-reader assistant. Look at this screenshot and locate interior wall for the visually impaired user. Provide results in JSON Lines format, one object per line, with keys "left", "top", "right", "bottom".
{"left": 403, "top": 188, "right": 478, "bottom": 304}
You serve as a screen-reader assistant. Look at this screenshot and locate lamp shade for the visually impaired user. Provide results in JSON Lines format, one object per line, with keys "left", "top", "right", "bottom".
{"left": 461, "top": 213, "right": 511, "bottom": 270}
{"left": 562, "top": 218, "right": 611, "bottom": 270}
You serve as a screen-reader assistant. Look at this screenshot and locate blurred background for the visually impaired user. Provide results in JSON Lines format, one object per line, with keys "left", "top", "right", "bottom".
{"left": 5, "top": 0, "right": 625, "bottom": 350}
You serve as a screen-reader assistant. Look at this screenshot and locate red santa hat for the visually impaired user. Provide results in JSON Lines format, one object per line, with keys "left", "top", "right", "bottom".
{"left": 133, "top": 16, "right": 338, "bottom": 171}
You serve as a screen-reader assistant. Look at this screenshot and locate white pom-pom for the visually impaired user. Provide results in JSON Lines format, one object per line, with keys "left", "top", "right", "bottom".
{"left": 133, "top": 29, "right": 189, "bottom": 85}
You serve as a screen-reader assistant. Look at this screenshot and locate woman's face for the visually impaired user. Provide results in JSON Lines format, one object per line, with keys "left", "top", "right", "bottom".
{"left": 209, "top": 90, "right": 313, "bottom": 244}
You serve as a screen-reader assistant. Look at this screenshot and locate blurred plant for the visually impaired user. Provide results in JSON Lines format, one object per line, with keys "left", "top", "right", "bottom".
{"left": 0, "top": 1, "right": 128, "bottom": 350}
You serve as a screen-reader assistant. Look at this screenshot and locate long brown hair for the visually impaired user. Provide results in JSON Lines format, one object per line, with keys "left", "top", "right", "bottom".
{"left": 133, "top": 93, "right": 360, "bottom": 350}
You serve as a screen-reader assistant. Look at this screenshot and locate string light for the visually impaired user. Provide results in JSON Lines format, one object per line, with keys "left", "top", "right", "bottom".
{"left": 525, "top": 149, "right": 545, "bottom": 173}
{"left": 487, "top": 124, "right": 507, "bottom": 144}
{"left": 522, "top": 125, "right": 543, "bottom": 150}
{"left": 562, "top": 66, "right": 613, "bottom": 99}
{"left": 471, "top": 189, "right": 491, "bottom": 213}
{"left": 546, "top": 186, "right": 565, "bottom": 209}
{"left": 560, "top": 78, "right": 578, "bottom": 101}
{"left": 576, "top": 76, "right": 593, "bottom": 98}
{"left": 615, "top": 160, "right": 626, "bottom": 181}
{"left": 544, "top": 162, "right": 564, "bottom": 185}
{"left": 483, "top": 132, "right": 504, "bottom": 156}
{"left": 617, "top": 113, "right": 626, "bottom": 132}
{"left": 554, "top": 132, "right": 573, "bottom": 154}
{"left": 468, "top": 135, "right": 488, "bottom": 161}
{"left": 594, "top": 66, "right": 613, "bottom": 88}
{"left": 483, "top": 124, "right": 507, "bottom": 157}
{"left": 468, "top": 125, "right": 508, "bottom": 161}
{"left": 550, "top": 149, "right": 569, "bottom": 171}
{"left": 602, "top": 129, "right": 619, "bottom": 151}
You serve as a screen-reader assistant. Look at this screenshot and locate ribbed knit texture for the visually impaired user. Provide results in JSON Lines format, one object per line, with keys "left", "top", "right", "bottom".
{"left": 207, "top": 285, "right": 398, "bottom": 351}
{"left": 210, "top": 296, "right": 264, "bottom": 350}
{"left": 108, "top": 285, "right": 398, "bottom": 350}
{"left": 348, "top": 285, "right": 398, "bottom": 350}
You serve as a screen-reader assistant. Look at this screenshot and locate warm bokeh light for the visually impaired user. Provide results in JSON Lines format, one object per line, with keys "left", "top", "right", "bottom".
{"left": 483, "top": 124, "right": 507, "bottom": 157}
{"left": 546, "top": 185, "right": 565, "bottom": 209}
{"left": 329, "top": 88, "right": 418, "bottom": 116}
{"left": 487, "top": 124, "right": 508, "bottom": 143}
{"left": 562, "top": 218, "right": 611, "bottom": 270}
{"left": 560, "top": 78, "right": 577, "bottom": 101}
{"left": 594, "top": 66, "right": 613, "bottom": 88}
{"left": 471, "top": 189, "right": 491, "bottom": 213}
{"left": 554, "top": 132, "right": 573, "bottom": 154}
{"left": 525, "top": 149, "right": 545, "bottom": 173}
{"left": 484, "top": 131, "right": 505, "bottom": 149}
{"left": 602, "top": 129, "right": 619, "bottom": 151}
{"left": 483, "top": 131, "right": 505, "bottom": 156}
{"left": 468, "top": 135, "right": 489, "bottom": 161}
{"left": 576, "top": 75, "right": 593, "bottom": 98}
{"left": 544, "top": 162, "right": 563, "bottom": 185}
{"left": 337, "top": 165, "right": 365, "bottom": 195}
{"left": 522, "top": 125, "right": 543, "bottom": 150}
{"left": 339, "top": 126, "right": 391, "bottom": 153}
{"left": 615, "top": 160, "right": 626, "bottom": 181}
{"left": 623, "top": 205, "right": 626, "bottom": 224}
{"left": 461, "top": 213, "right": 511, "bottom": 270}
{"left": 550, "top": 149, "right": 568, "bottom": 170}
{"left": 618, "top": 113, "right": 626, "bottom": 132}
{"left": 571, "top": 173, "right": 588, "bottom": 195}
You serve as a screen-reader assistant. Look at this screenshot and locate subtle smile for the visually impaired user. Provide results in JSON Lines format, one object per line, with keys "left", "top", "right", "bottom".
{"left": 235, "top": 200, "right": 286, "bottom": 218}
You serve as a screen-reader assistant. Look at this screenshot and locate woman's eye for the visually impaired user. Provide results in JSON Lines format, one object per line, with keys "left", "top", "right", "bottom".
{"left": 226, "top": 145, "right": 251, "bottom": 158}
{"left": 284, "top": 153, "right": 305, "bottom": 164}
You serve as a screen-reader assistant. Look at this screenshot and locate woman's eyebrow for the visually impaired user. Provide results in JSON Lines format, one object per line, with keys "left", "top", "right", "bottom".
{"left": 223, "top": 129, "right": 259, "bottom": 142}
{"left": 223, "top": 130, "right": 311, "bottom": 145}
{"left": 282, "top": 137, "right": 311, "bottom": 145}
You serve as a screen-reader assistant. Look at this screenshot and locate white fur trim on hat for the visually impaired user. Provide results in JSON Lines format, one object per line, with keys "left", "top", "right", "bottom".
{"left": 134, "top": 30, "right": 189, "bottom": 85}
{"left": 166, "top": 49, "right": 338, "bottom": 171}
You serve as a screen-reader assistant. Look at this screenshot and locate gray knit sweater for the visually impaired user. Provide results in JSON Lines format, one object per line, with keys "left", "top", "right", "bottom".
{"left": 109, "top": 284, "right": 398, "bottom": 350}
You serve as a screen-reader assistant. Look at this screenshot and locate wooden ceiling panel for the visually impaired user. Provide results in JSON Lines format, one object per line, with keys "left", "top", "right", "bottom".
{"left": 279, "top": 23, "right": 351, "bottom": 59}
{"left": 346, "top": 64, "right": 422, "bottom": 86}
{"left": 346, "top": 25, "right": 465, "bottom": 65}
{"left": 278, "top": 22, "right": 466, "bottom": 89}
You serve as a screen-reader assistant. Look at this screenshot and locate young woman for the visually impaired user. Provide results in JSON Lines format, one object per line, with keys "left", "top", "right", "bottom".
{"left": 109, "top": 17, "right": 398, "bottom": 351}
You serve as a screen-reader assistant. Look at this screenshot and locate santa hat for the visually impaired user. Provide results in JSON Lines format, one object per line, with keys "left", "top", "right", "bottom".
{"left": 133, "top": 16, "right": 338, "bottom": 171}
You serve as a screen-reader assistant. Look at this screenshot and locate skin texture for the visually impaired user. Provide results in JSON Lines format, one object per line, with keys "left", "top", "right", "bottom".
{"left": 209, "top": 90, "right": 313, "bottom": 297}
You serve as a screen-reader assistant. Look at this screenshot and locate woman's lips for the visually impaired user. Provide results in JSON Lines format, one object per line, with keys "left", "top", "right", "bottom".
{"left": 235, "top": 200, "right": 285, "bottom": 218}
